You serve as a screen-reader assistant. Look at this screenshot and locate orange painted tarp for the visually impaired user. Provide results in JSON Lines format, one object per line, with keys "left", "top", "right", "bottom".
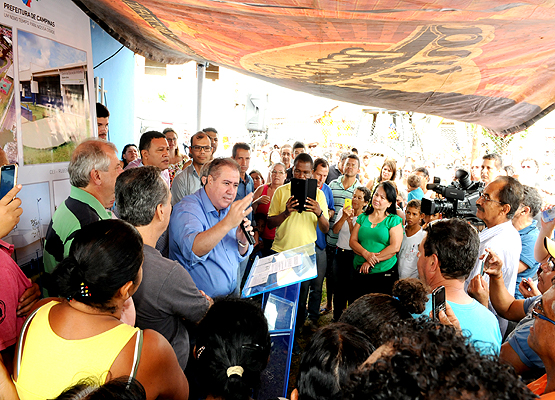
{"left": 73, "top": 0, "right": 555, "bottom": 135}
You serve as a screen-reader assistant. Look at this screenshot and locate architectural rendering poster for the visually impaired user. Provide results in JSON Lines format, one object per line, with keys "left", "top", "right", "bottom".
{"left": 1, "top": 0, "right": 94, "bottom": 266}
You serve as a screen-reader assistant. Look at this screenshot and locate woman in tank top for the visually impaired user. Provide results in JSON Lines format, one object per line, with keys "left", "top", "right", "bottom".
{"left": 13, "top": 220, "right": 188, "bottom": 400}
{"left": 252, "top": 162, "right": 286, "bottom": 256}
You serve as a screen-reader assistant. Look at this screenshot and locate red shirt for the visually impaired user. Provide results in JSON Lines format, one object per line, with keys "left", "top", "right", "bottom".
{"left": 0, "top": 239, "right": 32, "bottom": 351}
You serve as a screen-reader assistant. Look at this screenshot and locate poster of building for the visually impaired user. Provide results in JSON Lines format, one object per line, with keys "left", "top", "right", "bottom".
{"left": 1, "top": 0, "right": 94, "bottom": 267}
{"left": 19, "top": 30, "right": 90, "bottom": 165}
{"left": 0, "top": 24, "right": 16, "bottom": 164}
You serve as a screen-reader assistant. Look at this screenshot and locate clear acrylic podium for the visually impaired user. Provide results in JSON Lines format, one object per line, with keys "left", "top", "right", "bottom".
{"left": 242, "top": 243, "right": 317, "bottom": 399}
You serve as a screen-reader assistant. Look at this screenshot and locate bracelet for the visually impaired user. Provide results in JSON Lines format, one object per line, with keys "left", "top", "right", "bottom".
{"left": 237, "top": 240, "right": 247, "bottom": 248}
{"left": 317, "top": 210, "right": 323, "bottom": 218}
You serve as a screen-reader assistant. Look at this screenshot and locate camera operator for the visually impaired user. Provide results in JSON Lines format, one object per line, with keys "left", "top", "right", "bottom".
{"left": 466, "top": 176, "right": 524, "bottom": 336}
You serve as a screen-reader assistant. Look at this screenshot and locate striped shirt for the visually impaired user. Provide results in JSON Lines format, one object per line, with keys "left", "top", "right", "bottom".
{"left": 326, "top": 176, "right": 361, "bottom": 247}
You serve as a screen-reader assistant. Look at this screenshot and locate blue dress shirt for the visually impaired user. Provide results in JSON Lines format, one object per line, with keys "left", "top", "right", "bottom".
{"left": 169, "top": 188, "right": 251, "bottom": 298}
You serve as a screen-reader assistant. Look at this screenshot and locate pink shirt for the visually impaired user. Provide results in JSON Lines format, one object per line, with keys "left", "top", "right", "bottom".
{"left": 0, "top": 239, "right": 32, "bottom": 351}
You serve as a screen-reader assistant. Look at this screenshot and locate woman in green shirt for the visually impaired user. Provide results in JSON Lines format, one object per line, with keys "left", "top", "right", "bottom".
{"left": 349, "top": 181, "right": 403, "bottom": 299}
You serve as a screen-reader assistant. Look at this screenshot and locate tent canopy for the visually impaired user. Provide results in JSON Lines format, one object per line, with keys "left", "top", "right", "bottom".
{"left": 73, "top": 0, "right": 555, "bottom": 135}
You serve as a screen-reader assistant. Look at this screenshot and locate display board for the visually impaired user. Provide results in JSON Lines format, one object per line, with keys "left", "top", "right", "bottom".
{"left": 2, "top": 0, "right": 94, "bottom": 267}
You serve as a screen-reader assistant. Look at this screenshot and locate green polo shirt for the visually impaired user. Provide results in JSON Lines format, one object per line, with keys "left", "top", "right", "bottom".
{"left": 43, "top": 186, "right": 112, "bottom": 274}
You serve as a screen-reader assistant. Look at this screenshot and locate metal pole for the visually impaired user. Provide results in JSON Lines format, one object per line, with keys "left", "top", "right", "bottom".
{"left": 94, "top": 77, "right": 98, "bottom": 103}
{"left": 197, "top": 63, "right": 206, "bottom": 131}
{"left": 100, "top": 78, "right": 105, "bottom": 105}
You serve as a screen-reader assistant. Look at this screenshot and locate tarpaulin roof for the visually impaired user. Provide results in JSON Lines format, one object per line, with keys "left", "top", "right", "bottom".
{"left": 72, "top": 0, "right": 555, "bottom": 135}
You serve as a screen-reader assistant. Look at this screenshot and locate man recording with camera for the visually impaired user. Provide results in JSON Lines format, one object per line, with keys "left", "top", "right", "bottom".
{"left": 466, "top": 176, "right": 524, "bottom": 336}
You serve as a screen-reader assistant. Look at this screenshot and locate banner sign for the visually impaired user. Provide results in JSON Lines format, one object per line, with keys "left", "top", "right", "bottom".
{"left": 2, "top": 0, "right": 94, "bottom": 267}
{"left": 73, "top": 0, "right": 555, "bottom": 135}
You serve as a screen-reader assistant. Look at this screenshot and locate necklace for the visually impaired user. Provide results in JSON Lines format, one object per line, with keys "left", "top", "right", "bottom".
{"left": 66, "top": 299, "right": 120, "bottom": 320}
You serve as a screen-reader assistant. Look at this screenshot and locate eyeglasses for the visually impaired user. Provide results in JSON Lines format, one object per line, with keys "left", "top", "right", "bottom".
{"left": 191, "top": 145, "right": 212, "bottom": 152}
{"left": 271, "top": 170, "right": 285, "bottom": 175}
{"left": 479, "top": 193, "right": 505, "bottom": 205}
{"left": 521, "top": 165, "right": 534, "bottom": 169}
{"left": 532, "top": 301, "right": 555, "bottom": 326}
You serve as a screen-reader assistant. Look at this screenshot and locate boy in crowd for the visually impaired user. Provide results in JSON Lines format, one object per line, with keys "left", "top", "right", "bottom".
{"left": 398, "top": 199, "right": 425, "bottom": 279}
{"left": 423, "top": 211, "right": 442, "bottom": 228}
{"left": 407, "top": 173, "right": 424, "bottom": 201}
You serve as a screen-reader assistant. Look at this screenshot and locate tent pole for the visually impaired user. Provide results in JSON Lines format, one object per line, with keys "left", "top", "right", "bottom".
{"left": 197, "top": 63, "right": 206, "bottom": 131}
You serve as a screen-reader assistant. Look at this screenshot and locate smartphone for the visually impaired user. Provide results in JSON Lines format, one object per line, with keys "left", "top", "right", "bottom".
{"left": 344, "top": 198, "right": 352, "bottom": 208}
{"left": 0, "top": 164, "right": 17, "bottom": 199}
{"left": 431, "top": 285, "right": 446, "bottom": 321}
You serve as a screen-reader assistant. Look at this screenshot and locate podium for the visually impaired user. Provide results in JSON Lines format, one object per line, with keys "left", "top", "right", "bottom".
{"left": 242, "top": 243, "right": 317, "bottom": 399}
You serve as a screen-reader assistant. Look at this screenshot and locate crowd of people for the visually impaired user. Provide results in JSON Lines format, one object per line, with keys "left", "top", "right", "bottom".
{"left": 2, "top": 108, "right": 555, "bottom": 399}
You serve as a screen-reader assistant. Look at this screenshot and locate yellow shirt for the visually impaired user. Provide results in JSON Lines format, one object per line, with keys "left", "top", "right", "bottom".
{"left": 268, "top": 183, "right": 329, "bottom": 252}
{"left": 14, "top": 301, "right": 139, "bottom": 400}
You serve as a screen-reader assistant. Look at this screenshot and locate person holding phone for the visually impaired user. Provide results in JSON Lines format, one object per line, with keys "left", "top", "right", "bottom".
{"left": 416, "top": 218, "right": 501, "bottom": 355}
{"left": 350, "top": 181, "right": 402, "bottom": 298}
{"left": 0, "top": 185, "right": 41, "bottom": 375}
{"left": 332, "top": 186, "right": 371, "bottom": 321}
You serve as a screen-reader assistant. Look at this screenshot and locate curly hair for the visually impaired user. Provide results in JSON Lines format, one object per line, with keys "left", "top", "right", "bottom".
{"left": 339, "top": 279, "right": 428, "bottom": 347}
{"left": 344, "top": 318, "right": 537, "bottom": 400}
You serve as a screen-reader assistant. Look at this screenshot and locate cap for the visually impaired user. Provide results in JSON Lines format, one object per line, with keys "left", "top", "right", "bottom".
{"left": 544, "top": 237, "right": 555, "bottom": 258}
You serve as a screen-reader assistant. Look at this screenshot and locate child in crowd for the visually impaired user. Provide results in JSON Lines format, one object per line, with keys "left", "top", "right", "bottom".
{"left": 422, "top": 211, "right": 442, "bottom": 229}
{"left": 407, "top": 174, "right": 424, "bottom": 201}
{"left": 398, "top": 200, "right": 425, "bottom": 279}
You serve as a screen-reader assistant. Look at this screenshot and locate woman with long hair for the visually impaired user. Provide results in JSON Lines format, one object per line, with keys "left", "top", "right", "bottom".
{"left": 249, "top": 170, "right": 265, "bottom": 191}
{"left": 349, "top": 181, "right": 403, "bottom": 299}
{"left": 194, "top": 299, "right": 271, "bottom": 400}
{"left": 365, "top": 159, "right": 396, "bottom": 193}
{"left": 163, "top": 128, "right": 190, "bottom": 185}
{"left": 13, "top": 220, "right": 188, "bottom": 400}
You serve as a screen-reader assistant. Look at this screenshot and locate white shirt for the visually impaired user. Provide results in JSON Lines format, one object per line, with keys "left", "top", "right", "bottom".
{"left": 336, "top": 208, "right": 356, "bottom": 250}
{"left": 398, "top": 228, "right": 426, "bottom": 279}
{"left": 464, "top": 220, "right": 521, "bottom": 335}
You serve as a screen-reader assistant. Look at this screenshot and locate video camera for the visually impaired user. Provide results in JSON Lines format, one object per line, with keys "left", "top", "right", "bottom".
{"left": 421, "top": 169, "right": 484, "bottom": 224}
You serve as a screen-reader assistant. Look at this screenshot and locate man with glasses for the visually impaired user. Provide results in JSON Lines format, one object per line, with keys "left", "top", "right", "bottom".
{"left": 471, "top": 236, "right": 555, "bottom": 378}
{"left": 171, "top": 131, "right": 212, "bottom": 206}
{"left": 416, "top": 218, "right": 502, "bottom": 355}
{"left": 466, "top": 176, "right": 524, "bottom": 336}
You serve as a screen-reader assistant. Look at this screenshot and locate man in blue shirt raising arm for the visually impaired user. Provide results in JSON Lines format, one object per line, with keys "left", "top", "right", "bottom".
{"left": 169, "top": 158, "right": 254, "bottom": 298}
